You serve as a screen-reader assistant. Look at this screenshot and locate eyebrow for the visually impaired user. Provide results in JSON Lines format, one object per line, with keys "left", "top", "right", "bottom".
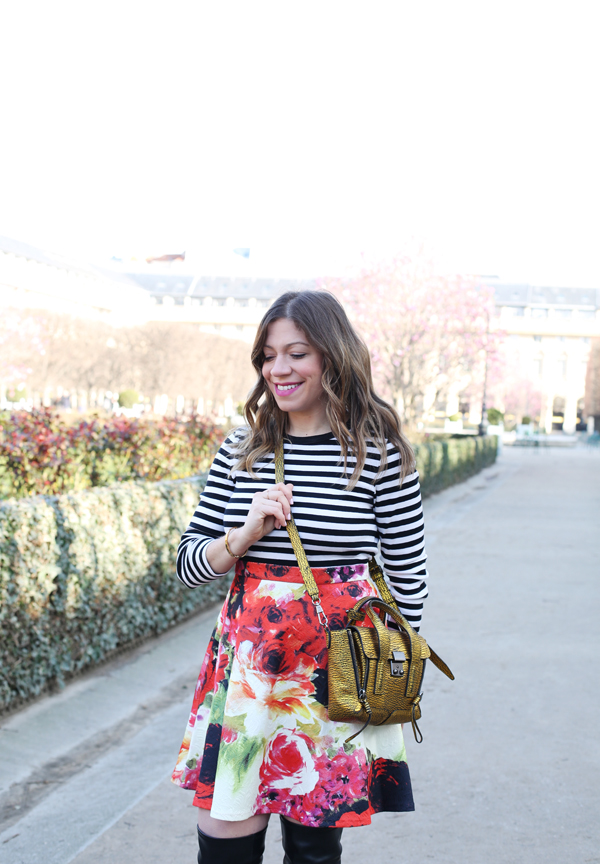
{"left": 263, "top": 341, "right": 310, "bottom": 350}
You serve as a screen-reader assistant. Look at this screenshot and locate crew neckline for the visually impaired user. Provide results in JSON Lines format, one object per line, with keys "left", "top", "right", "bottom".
{"left": 285, "top": 431, "right": 336, "bottom": 445}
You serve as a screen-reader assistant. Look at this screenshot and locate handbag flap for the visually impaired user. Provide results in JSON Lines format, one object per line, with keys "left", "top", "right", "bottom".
{"left": 350, "top": 625, "right": 410, "bottom": 660}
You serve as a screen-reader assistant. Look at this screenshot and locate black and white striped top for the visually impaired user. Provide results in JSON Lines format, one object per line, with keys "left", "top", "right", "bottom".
{"left": 176, "top": 430, "right": 428, "bottom": 630}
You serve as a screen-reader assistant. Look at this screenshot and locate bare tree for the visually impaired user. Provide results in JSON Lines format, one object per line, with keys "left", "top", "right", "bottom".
{"left": 2, "top": 309, "right": 257, "bottom": 413}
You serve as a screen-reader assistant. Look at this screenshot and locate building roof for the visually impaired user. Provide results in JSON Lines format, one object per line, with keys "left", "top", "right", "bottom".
{"left": 125, "top": 273, "right": 318, "bottom": 300}
{"left": 491, "top": 281, "right": 599, "bottom": 308}
{"left": 127, "top": 270, "right": 599, "bottom": 310}
{"left": 0, "top": 234, "right": 100, "bottom": 279}
{"left": 0, "top": 235, "right": 141, "bottom": 290}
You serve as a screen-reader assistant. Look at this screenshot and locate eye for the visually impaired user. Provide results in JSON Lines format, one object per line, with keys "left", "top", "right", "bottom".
{"left": 291, "top": 353, "right": 306, "bottom": 359}
{"left": 263, "top": 355, "right": 275, "bottom": 362}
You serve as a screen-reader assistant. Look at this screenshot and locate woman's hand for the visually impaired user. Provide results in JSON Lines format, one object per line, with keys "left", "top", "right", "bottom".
{"left": 204, "top": 483, "right": 294, "bottom": 573}
{"left": 234, "top": 483, "right": 294, "bottom": 550}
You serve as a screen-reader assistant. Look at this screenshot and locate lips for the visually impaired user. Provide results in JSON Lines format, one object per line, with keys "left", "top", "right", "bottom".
{"left": 274, "top": 382, "right": 303, "bottom": 396}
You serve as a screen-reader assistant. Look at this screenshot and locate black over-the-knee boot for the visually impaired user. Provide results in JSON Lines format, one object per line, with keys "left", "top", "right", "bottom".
{"left": 280, "top": 816, "right": 343, "bottom": 864}
{"left": 197, "top": 825, "right": 267, "bottom": 864}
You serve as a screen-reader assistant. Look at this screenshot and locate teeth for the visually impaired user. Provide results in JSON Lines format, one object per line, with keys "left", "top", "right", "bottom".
{"left": 278, "top": 383, "right": 300, "bottom": 391}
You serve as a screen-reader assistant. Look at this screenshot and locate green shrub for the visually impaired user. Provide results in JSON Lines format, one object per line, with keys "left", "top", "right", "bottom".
{"left": 0, "top": 474, "right": 228, "bottom": 714}
{"left": 414, "top": 435, "right": 497, "bottom": 497}
{"left": 118, "top": 389, "right": 139, "bottom": 409}
{"left": 486, "top": 408, "right": 504, "bottom": 425}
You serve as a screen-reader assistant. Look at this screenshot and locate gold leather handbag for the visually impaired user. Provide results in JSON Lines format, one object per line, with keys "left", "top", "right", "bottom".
{"left": 275, "top": 441, "right": 454, "bottom": 743}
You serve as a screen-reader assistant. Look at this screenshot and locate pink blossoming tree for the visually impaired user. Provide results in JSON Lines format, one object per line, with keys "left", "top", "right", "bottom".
{"left": 322, "top": 256, "right": 502, "bottom": 425}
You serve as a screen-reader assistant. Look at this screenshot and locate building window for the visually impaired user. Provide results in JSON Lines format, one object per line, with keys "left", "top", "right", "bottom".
{"left": 533, "top": 359, "right": 543, "bottom": 377}
{"left": 578, "top": 309, "right": 595, "bottom": 319}
{"left": 203, "top": 296, "right": 213, "bottom": 306}
{"left": 533, "top": 335, "right": 542, "bottom": 343}
{"left": 555, "top": 309, "right": 572, "bottom": 319}
{"left": 531, "top": 308, "right": 548, "bottom": 318}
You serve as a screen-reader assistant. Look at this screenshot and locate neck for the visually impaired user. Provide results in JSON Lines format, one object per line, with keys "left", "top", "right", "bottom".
{"left": 286, "top": 409, "right": 331, "bottom": 438}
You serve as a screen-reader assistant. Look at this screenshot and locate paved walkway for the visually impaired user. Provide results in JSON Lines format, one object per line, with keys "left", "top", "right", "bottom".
{"left": 1, "top": 446, "right": 599, "bottom": 863}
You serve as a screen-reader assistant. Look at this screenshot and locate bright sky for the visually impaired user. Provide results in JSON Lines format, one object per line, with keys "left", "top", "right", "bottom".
{"left": 1, "top": 1, "right": 599, "bottom": 285}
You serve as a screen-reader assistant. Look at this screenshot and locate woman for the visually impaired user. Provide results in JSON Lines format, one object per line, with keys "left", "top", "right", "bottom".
{"left": 172, "top": 290, "right": 428, "bottom": 864}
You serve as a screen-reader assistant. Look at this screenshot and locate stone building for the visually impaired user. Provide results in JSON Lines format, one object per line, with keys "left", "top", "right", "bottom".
{"left": 584, "top": 338, "right": 600, "bottom": 432}
{"left": 489, "top": 281, "right": 600, "bottom": 433}
{"left": 125, "top": 270, "right": 317, "bottom": 342}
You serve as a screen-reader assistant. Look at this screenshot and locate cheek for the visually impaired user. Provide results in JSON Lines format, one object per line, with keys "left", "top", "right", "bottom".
{"left": 310, "top": 363, "right": 325, "bottom": 388}
{"left": 305, "top": 358, "right": 324, "bottom": 381}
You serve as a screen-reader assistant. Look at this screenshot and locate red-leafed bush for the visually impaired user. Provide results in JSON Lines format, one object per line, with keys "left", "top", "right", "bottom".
{"left": 0, "top": 409, "right": 224, "bottom": 499}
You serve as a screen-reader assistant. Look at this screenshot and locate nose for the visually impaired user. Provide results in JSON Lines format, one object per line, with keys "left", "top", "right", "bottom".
{"left": 271, "top": 354, "right": 292, "bottom": 377}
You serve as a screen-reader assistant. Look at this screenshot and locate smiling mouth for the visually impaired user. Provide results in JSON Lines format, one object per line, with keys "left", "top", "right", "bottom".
{"left": 274, "top": 382, "right": 303, "bottom": 395}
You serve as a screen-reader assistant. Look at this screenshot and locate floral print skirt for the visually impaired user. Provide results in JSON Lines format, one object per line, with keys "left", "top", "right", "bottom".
{"left": 171, "top": 560, "right": 414, "bottom": 827}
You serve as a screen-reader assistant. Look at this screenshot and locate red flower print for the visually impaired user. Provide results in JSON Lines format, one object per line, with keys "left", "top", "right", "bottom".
{"left": 259, "top": 730, "right": 319, "bottom": 795}
{"left": 221, "top": 725, "right": 238, "bottom": 744}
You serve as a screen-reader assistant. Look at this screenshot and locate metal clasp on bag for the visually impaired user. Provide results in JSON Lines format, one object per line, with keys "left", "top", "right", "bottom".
{"left": 390, "top": 650, "right": 405, "bottom": 677}
{"left": 311, "top": 596, "right": 329, "bottom": 630}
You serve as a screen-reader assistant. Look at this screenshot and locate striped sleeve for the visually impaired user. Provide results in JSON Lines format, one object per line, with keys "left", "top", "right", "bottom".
{"left": 374, "top": 445, "right": 429, "bottom": 631}
{"left": 176, "top": 436, "right": 237, "bottom": 587}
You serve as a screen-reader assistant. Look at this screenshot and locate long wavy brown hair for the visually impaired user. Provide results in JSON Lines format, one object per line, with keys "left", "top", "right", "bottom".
{"left": 232, "top": 290, "right": 415, "bottom": 488}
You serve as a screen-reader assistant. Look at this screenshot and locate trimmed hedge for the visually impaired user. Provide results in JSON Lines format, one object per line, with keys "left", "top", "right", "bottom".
{"left": 0, "top": 475, "right": 228, "bottom": 714}
{"left": 414, "top": 435, "right": 498, "bottom": 497}
{"left": 0, "top": 435, "right": 497, "bottom": 714}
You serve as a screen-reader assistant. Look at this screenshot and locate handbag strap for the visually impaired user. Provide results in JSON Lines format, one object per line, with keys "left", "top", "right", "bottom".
{"left": 274, "top": 441, "right": 329, "bottom": 628}
{"left": 367, "top": 558, "right": 399, "bottom": 609}
{"left": 275, "top": 440, "right": 396, "bottom": 630}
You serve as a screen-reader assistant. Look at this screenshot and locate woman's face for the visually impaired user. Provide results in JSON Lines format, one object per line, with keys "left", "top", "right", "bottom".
{"left": 262, "top": 318, "right": 326, "bottom": 420}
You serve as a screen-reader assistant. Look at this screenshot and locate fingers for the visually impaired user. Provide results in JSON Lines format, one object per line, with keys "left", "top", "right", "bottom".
{"left": 250, "top": 483, "right": 294, "bottom": 531}
{"left": 262, "top": 485, "right": 293, "bottom": 515}
{"left": 257, "top": 499, "right": 288, "bottom": 530}
{"left": 262, "top": 490, "right": 291, "bottom": 528}
{"left": 267, "top": 482, "right": 294, "bottom": 504}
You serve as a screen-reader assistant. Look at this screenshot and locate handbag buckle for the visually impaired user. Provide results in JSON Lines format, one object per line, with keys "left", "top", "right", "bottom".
{"left": 390, "top": 650, "right": 405, "bottom": 677}
{"left": 311, "top": 597, "right": 330, "bottom": 630}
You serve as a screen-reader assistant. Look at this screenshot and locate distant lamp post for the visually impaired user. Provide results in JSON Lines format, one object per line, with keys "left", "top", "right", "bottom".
{"left": 478, "top": 355, "right": 488, "bottom": 436}
{"left": 478, "top": 309, "right": 490, "bottom": 437}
